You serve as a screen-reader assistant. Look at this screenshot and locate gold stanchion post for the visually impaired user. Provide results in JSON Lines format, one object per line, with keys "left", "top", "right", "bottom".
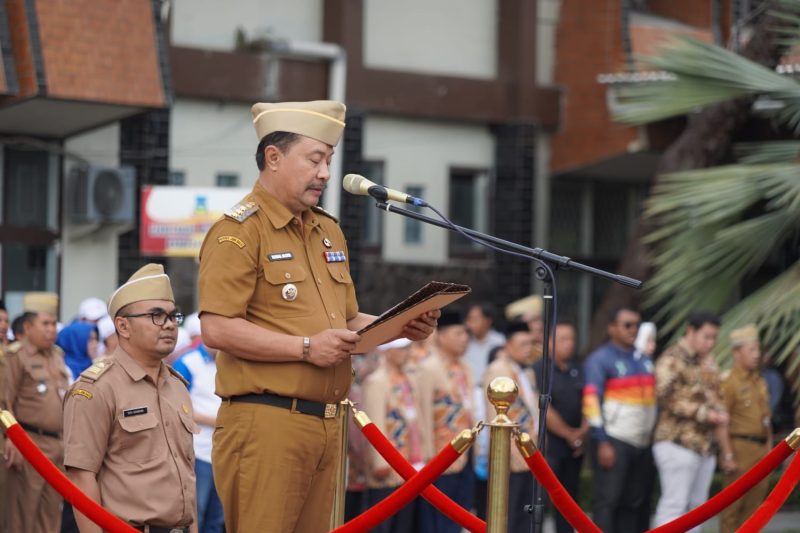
{"left": 485, "top": 377, "right": 519, "bottom": 533}
{"left": 330, "top": 399, "right": 352, "bottom": 529}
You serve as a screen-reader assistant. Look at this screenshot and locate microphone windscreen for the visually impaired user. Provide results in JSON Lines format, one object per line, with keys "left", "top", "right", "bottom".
{"left": 342, "top": 174, "right": 371, "bottom": 195}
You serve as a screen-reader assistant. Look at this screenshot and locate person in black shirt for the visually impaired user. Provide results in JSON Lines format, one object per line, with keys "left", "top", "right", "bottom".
{"left": 532, "top": 322, "right": 587, "bottom": 533}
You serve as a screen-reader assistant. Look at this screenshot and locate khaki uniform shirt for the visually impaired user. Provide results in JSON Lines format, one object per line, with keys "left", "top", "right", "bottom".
{"left": 198, "top": 182, "right": 359, "bottom": 403}
{"left": 62, "top": 349, "right": 197, "bottom": 528}
{"left": 5, "top": 340, "right": 69, "bottom": 433}
{"left": 416, "top": 352, "right": 474, "bottom": 475}
{"left": 482, "top": 356, "right": 538, "bottom": 472}
{"left": 721, "top": 366, "right": 770, "bottom": 438}
{"left": 654, "top": 341, "right": 725, "bottom": 455}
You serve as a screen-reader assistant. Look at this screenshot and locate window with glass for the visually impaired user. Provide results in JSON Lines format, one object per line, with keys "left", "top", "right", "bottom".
{"left": 448, "top": 167, "right": 488, "bottom": 254}
{"left": 362, "top": 161, "right": 385, "bottom": 247}
{"left": 216, "top": 173, "right": 239, "bottom": 188}
{"left": 404, "top": 185, "right": 425, "bottom": 245}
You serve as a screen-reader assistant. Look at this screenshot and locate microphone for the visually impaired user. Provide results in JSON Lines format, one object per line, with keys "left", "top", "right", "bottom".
{"left": 342, "top": 174, "right": 428, "bottom": 207}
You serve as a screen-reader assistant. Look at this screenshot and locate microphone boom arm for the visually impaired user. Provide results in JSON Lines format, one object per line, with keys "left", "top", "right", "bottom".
{"left": 374, "top": 202, "right": 642, "bottom": 289}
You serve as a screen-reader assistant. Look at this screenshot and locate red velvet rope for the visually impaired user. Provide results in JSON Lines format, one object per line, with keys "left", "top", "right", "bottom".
{"left": 647, "top": 440, "right": 793, "bottom": 533}
{"left": 737, "top": 452, "right": 800, "bottom": 533}
{"left": 524, "top": 450, "right": 602, "bottom": 533}
{"left": 360, "top": 422, "right": 486, "bottom": 533}
{"left": 332, "top": 440, "right": 464, "bottom": 533}
{"left": 4, "top": 423, "right": 138, "bottom": 533}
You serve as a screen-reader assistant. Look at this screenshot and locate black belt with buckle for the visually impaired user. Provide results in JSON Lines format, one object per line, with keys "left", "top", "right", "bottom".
{"left": 132, "top": 526, "right": 189, "bottom": 533}
{"left": 228, "top": 392, "right": 339, "bottom": 419}
{"left": 19, "top": 422, "right": 61, "bottom": 439}
{"left": 731, "top": 433, "right": 768, "bottom": 445}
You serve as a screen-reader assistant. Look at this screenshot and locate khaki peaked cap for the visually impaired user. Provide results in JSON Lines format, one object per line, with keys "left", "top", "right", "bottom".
{"left": 252, "top": 100, "right": 346, "bottom": 146}
{"left": 107, "top": 263, "right": 174, "bottom": 318}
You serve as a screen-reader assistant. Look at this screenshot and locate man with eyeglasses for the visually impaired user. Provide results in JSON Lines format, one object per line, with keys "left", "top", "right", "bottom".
{"left": 582, "top": 306, "right": 657, "bottom": 533}
{"left": 63, "top": 263, "right": 199, "bottom": 533}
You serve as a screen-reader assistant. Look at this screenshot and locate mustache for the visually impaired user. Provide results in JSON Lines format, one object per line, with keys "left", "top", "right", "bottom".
{"left": 307, "top": 183, "right": 327, "bottom": 192}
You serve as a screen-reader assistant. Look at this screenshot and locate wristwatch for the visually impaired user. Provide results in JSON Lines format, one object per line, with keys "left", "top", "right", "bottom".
{"left": 302, "top": 337, "right": 311, "bottom": 360}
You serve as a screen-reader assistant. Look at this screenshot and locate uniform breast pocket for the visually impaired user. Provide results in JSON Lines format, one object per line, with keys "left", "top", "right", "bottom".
{"left": 326, "top": 263, "right": 353, "bottom": 307}
{"left": 117, "top": 413, "right": 164, "bottom": 463}
{"left": 263, "top": 262, "right": 313, "bottom": 318}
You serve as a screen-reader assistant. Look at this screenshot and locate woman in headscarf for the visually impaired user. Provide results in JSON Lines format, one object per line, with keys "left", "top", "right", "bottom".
{"left": 56, "top": 321, "right": 99, "bottom": 382}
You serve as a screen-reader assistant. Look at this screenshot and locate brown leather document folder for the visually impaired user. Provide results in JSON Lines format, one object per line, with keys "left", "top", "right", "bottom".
{"left": 353, "top": 281, "right": 471, "bottom": 353}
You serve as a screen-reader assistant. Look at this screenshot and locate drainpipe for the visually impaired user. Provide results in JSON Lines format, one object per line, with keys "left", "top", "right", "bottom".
{"left": 264, "top": 40, "right": 347, "bottom": 218}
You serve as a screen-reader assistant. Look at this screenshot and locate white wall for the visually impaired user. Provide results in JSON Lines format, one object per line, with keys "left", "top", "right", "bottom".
{"left": 364, "top": 0, "right": 498, "bottom": 79}
{"left": 170, "top": 99, "right": 258, "bottom": 188}
{"left": 61, "top": 124, "right": 122, "bottom": 320}
{"left": 363, "top": 116, "right": 494, "bottom": 265}
{"left": 171, "top": 0, "right": 323, "bottom": 51}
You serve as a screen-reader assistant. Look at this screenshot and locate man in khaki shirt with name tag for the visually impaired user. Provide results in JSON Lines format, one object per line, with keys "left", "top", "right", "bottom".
{"left": 63, "top": 264, "right": 198, "bottom": 533}
{"left": 4, "top": 293, "right": 69, "bottom": 533}
{"left": 198, "top": 100, "right": 438, "bottom": 533}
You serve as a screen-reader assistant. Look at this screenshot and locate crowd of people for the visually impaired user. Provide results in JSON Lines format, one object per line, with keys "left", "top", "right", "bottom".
{"left": 0, "top": 289, "right": 786, "bottom": 533}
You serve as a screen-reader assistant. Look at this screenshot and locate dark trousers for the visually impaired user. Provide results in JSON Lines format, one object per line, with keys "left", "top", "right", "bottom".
{"left": 345, "top": 490, "right": 366, "bottom": 523}
{"left": 366, "top": 487, "right": 418, "bottom": 533}
{"left": 545, "top": 442, "right": 584, "bottom": 533}
{"left": 419, "top": 467, "right": 474, "bottom": 533}
{"left": 591, "top": 437, "right": 652, "bottom": 533}
{"left": 508, "top": 471, "right": 534, "bottom": 533}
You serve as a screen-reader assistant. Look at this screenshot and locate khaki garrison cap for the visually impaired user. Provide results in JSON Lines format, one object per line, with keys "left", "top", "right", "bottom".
{"left": 505, "top": 295, "right": 543, "bottom": 321}
{"left": 730, "top": 324, "right": 760, "bottom": 347}
{"left": 108, "top": 263, "right": 174, "bottom": 318}
{"left": 23, "top": 292, "right": 59, "bottom": 315}
{"left": 251, "top": 100, "right": 346, "bottom": 146}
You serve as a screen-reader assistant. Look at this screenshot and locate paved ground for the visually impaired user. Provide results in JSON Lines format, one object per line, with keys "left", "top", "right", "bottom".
{"left": 514, "top": 512, "right": 800, "bottom": 532}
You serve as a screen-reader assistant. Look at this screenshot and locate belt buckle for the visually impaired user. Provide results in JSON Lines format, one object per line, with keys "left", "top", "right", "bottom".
{"left": 324, "top": 403, "right": 337, "bottom": 419}
{"left": 290, "top": 398, "right": 301, "bottom": 415}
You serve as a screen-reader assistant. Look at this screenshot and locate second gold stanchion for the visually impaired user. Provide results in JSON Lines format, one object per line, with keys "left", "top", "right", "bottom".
{"left": 485, "top": 376, "right": 520, "bottom": 533}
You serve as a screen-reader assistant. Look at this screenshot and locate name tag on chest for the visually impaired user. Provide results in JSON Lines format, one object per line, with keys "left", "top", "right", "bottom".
{"left": 268, "top": 252, "right": 294, "bottom": 262}
{"left": 123, "top": 407, "right": 148, "bottom": 418}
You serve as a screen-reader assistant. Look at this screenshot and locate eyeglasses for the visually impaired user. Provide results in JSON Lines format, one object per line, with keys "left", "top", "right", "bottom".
{"left": 621, "top": 321, "right": 640, "bottom": 330}
{"left": 122, "top": 310, "right": 184, "bottom": 327}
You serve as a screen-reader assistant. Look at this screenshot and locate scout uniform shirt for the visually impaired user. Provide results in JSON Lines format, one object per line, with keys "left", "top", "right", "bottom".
{"left": 62, "top": 348, "right": 197, "bottom": 528}
{"left": 415, "top": 352, "right": 474, "bottom": 474}
{"left": 198, "top": 182, "right": 359, "bottom": 403}
{"left": 362, "top": 362, "right": 424, "bottom": 488}
{"left": 4, "top": 339, "right": 69, "bottom": 435}
{"left": 653, "top": 341, "right": 725, "bottom": 455}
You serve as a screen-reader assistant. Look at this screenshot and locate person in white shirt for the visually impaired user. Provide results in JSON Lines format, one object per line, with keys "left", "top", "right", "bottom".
{"left": 463, "top": 303, "right": 505, "bottom": 386}
{"left": 173, "top": 337, "right": 224, "bottom": 533}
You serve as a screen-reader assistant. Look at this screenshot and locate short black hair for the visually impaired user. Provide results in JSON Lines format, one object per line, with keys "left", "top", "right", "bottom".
{"left": 0, "top": 299, "right": 6, "bottom": 312}
{"left": 12, "top": 312, "right": 36, "bottom": 337}
{"left": 687, "top": 310, "right": 721, "bottom": 330}
{"left": 255, "top": 131, "right": 301, "bottom": 171}
{"left": 608, "top": 305, "right": 639, "bottom": 324}
{"left": 468, "top": 302, "right": 496, "bottom": 323}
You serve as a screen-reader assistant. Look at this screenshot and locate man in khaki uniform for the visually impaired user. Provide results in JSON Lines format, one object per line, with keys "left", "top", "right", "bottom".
{"left": 63, "top": 264, "right": 198, "bottom": 533}
{"left": 4, "top": 293, "right": 69, "bottom": 533}
{"left": 719, "top": 324, "right": 772, "bottom": 532}
{"left": 198, "top": 100, "right": 438, "bottom": 533}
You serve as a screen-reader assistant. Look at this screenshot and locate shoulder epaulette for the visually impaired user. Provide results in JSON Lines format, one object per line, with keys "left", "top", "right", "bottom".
{"left": 5, "top": 341, "right": 21, "bottom": 355}
{"left": 225, "top": 201, "right": 259, "bottom": 223}
{"left": 720, "top": 369, "right": 732, "bottom": 381}
{"left": 311, "top": 205, "right": 339, "bottom": 223}
{"left": 167, "top": 366, "right": 189, "bottom": 388}
{"left": 79, "top": 359, "right": 114, "bottom": 383}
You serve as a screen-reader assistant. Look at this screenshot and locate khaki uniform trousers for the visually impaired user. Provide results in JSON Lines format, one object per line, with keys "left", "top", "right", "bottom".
{"left": 7, "top": 432, "right": 63, "bottom": 533}
{"left": 720, "top": 439, "right": 770, "bottom": 533}
{"left": 213, "top": 401, "right": 341, "bottom": 533}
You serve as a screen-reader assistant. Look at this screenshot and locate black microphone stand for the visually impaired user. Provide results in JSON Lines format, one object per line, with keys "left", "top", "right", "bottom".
{"left": 373, "top": 201, "right": 642, "bottom": 533}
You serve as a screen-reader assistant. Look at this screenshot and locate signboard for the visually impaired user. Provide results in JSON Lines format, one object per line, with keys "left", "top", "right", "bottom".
{"left": 140, "top": 185, "right": 250, "bottom": 256}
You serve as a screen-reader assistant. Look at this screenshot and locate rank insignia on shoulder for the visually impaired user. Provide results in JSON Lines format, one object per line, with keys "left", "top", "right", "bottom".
{"left": 71, "top": 388, "right": 93, "bottom": 400}
{"left": 311, "top": 205, "right": 339, "bottom": 223}
{"left": 324, "top": 251, "right": 346, "bottom": 263}
{"left": 168, "top": 366, "right": 190, "bottom": 387}
{"left": 225, "top": 201, "right": 258, "bottom": 223}
{"left": 218, "top": 235, "right": 245, "bottom": 248}
{"left": 5, "top": 341, "right": 21, "bottom": 354}
{"left": 80, "top": 359, "right": 114, "bottom": 383}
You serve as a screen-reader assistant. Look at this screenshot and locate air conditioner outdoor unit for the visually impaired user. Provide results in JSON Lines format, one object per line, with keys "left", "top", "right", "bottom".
{"left": 69, "top": 165, "right": 136, "bottom": 225}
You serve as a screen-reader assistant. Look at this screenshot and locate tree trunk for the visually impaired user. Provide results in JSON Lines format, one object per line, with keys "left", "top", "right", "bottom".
{"left": 587, "top": 1, "right": 789, "bottom": 350}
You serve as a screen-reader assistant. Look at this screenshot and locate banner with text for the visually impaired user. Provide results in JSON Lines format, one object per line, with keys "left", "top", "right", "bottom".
{"left": 140, "top": 186, "right": 250, "bottom": 256}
